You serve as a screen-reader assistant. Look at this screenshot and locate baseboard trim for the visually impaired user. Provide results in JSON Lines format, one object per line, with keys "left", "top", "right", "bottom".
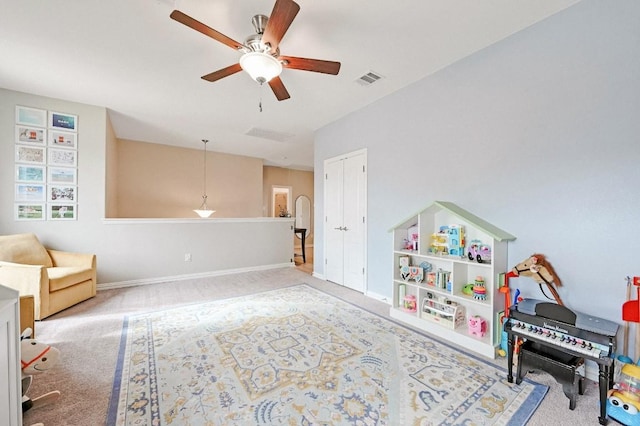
{"left": 312, "top": 272, "right": 325, "bottom": 280}
{"left": 366, "top": 290, "right": 391, "bottom": 305}
{"left": 97, "top": 262, "right": 294, "bottom": 290}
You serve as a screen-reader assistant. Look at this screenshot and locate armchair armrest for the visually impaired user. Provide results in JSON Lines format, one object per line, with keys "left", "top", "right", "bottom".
{"left": 0, "top": 260, "right": 48, "bottom": 302}
{"left": 47, "top": 250, "right": 96, "bottom": 269}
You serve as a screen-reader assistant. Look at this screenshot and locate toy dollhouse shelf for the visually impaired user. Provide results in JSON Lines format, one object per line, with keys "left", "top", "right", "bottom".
{"left": 389, "top": 201, "right": 516, "bottom": 359}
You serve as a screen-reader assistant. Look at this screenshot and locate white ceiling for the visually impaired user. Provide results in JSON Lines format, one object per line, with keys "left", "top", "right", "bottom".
{"left": 0, "top": 0, "right": 580, "bottom": 170}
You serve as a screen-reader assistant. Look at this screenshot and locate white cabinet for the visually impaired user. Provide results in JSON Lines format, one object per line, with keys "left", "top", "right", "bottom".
{"left": 0, "top": 284, "right": 22, "bottom": 426}
{"left": 389, "top": 201, "right": 515, "bottom": 359}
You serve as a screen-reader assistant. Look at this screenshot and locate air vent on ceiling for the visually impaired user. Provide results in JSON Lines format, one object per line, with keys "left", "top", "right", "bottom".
{"left": 245, "top": 127, "right": 294, "bottom": 142}
{"left": 355, "top": 70, "right": 384, "bottom": 87}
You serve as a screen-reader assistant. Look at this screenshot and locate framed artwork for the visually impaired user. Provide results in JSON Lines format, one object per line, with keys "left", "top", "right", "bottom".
{"left": 16, "top": 145, "right": 46, "bottom": 164}
{"left": 16, "top": 106, "right": 47, "bottom": 127}
{"left": 15, "top": 183, "right": 46, "bottom": 202}
{"left": 16, "top": 125, "right": 46, "bottom": 145}
{"left": 49, "top": 111, "right": 78, "bottom": 132}
{"left": 16, "top": 165, "right": 45, "bottom": 183}
{"left": 49, "top": 204, "right": 76, "bottom": 220}
{"left": 15, "top": 203, "right": 45, "bottom": 221}
{"left": 48, "top": 166, "right": 77, "bottom": 185}
{"left": 48, "top": 148, "right": 77, "bottom": 167}
{"left": 49, "top": 185, "right": 76, "bottom": 202}
{"left": 49, "top": 130, "right": 77, "bottom": 149}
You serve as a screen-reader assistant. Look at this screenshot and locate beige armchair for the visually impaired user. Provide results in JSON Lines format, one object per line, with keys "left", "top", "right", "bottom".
{"left": 0, "top": 233, "right": 96, "bottom": 320}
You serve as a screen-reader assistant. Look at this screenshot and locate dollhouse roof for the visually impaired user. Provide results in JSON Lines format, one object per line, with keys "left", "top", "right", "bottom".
{"left": 389, "top": 201, "right": 516, "bottom": 242}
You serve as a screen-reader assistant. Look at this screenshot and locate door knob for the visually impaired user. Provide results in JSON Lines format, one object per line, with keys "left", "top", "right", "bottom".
{"left": 343, "top": 226, "right": 349, "bottom": 231}
{"left": 334, "top": 226, "right": 344, "bottom": 230}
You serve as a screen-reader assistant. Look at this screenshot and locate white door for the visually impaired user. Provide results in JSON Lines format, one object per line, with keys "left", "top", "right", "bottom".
{"left": 324, "top": 150, "right": 366, "bottom": 292}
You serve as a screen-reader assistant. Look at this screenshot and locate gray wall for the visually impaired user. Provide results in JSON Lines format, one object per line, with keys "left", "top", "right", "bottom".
{"left": 0, "top": 90, "right": 294, "bottom": 284}
{"left": 314, "top": 0, "right": 640, "bottom": 332}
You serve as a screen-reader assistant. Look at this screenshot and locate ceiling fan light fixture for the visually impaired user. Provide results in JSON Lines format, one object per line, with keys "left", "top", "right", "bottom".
{"left": 239, "top": 52, "right": 282, "bottom": 84}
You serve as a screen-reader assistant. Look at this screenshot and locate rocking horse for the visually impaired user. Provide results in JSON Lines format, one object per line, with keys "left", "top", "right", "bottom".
{"left": 507, "top": 254, "right": 564, "bottom": 306}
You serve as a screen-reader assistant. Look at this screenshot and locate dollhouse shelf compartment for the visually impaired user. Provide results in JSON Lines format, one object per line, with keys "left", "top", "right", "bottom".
{"left": 389, "top": 201, "right": 516, "bottom": 359}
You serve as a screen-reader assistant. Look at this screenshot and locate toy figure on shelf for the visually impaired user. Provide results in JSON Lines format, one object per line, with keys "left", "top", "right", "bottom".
{"left": 445, "top": 225, "right": 465, "bottom": 257}
{"left": 404, "top": 224, "right": 419, "bottom": 251}
{"left": 507, "top": 254, "right": 564, "bottom": 306}
{"left": 429, "top": 232, "right": 447, "bottom": 255}
{"left": 462, "top": 283, "right": 474, "bottom": 296}
{"left": 468, "top": 315, "right": 487, "bottom": 337}
{"left": 473, "top": 276, "right": 487, "bottom": 300}
{"left": 403, "top": 294, "right": 417, "bottom": 312}
{"left": 401, "top": 265, "right": 424, "bottom": 283}
{"left": 429, "top": 225, "right": 465, "bottom": 257}
{"left": 467, "top": 239, "right": 491, "bottom": 263}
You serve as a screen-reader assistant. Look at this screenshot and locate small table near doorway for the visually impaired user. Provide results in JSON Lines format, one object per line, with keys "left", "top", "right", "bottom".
{"left": 294, "top": 228, "right": 306, "bottom": 263}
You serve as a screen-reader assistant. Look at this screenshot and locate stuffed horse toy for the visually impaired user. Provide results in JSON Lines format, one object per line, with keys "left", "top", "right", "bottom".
{"left": 507, "top": 254, "right": 564, "bottom": 306}
{"left": 20, "top": 327, "right": 61, "bottom": 421}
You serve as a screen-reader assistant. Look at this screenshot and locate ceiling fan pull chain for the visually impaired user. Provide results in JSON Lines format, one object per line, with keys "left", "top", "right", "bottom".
{"left": 259, "top": 83, "right": 264, "bottom": 112}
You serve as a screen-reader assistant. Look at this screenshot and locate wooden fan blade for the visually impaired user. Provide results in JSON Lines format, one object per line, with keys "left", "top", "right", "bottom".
{"left": 268, "top": 77, "right": 291, "bottom": 101}
{"left": 201, "top": 63, "right": 243, "bottom": 82}
{"left": 280, "top": 56, "right": 341, "bottom": 75}
{"left": 170, "top": 10, "right": 244, "bottom": 51}
{"left": 262, "top": 0, "right": 300, "bottom": 52}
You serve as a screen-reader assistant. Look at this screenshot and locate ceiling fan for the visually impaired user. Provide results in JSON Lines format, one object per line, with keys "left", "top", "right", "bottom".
{"left": 170, "top": 0, "right": 341, "bottom": 101}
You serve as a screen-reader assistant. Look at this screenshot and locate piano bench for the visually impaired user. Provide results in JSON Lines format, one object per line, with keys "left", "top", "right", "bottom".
{"left": 516, "top": 340, "right": 585, "bottom": 410}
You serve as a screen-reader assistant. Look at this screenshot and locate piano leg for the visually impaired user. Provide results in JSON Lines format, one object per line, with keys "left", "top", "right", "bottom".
{"left": 598, "top": 363, "right": 610, "bottom": 425}
{"left": 507, "top": 331, "right": 515, "bottom": 383}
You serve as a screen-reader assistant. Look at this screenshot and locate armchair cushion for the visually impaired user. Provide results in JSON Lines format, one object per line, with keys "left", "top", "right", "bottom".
{"left": 0, "top": 233, "right": 52, "bottom": 267}
{"left": 48, "top": 266, "right": 94, "bottom": 292}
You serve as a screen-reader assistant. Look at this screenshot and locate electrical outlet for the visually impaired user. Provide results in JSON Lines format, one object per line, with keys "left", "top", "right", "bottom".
{"left": 184, "top": 253, "right": 192, "bottom": 262}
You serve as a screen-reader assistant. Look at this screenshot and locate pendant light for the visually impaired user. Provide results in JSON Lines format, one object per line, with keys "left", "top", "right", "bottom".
{"left": 194, "top": 139, "right": 215, "bottom": 218}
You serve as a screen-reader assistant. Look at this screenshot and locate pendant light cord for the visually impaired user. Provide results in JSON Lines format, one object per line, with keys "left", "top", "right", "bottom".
{"left": 202, "top": 139, "right": 208, "bottom": 203}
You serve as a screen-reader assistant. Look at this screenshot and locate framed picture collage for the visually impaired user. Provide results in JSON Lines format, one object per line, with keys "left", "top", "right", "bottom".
{"left": 14, "top": 105, "right": 78, "bottom": 220}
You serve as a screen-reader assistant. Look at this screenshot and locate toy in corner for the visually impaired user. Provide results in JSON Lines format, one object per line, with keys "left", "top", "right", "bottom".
{"left": 607, "top": 360, "right": 640, "bottom": 426}
{"left": 608, "top": 276, "right": 640, "bottom": 426}
{"left": 20, "top": 327, "right": 61, "bottom": 418}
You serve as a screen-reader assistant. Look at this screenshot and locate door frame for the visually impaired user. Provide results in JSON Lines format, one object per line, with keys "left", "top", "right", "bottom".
{"left": 322, "top": 148, "right": 367, "bottom": 293}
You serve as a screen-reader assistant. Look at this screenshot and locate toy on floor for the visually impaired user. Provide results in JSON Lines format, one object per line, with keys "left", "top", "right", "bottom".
{"left": 607, "top": 362, "right": 640, "bottom": 426}
{"left": 20, "top": 328, "right": 61, "bottom": 414}
{"left": 507, "top": 254, "right": 564, "bottom": 305}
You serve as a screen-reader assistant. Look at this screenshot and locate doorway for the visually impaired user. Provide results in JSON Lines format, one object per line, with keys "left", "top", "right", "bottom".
{"left": 271, "top": 185, "right": 292, "bottom": 217}
{"left": 324, "top": 149, "right": 367, "bottom": 292}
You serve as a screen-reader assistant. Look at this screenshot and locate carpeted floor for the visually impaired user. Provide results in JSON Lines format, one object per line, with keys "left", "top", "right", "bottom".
{"left": 23, "top": 268, "right": 615, "bottom": 425}
{"left": 107, "top": 284, "right": 545, "bottom": 425}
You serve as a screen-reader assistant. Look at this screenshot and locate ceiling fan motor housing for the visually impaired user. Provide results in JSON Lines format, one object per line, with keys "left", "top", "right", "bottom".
{"left": 252, "top": 14, "right": 268, "bottom": 35}
{"left": 245, "top": 16, "right": 279, "bottom": 56}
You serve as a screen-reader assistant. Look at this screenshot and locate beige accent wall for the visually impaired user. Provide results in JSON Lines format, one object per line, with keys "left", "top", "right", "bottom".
{"left": 114, "top": 139, "right": 263, "bottom": 218}
{"left": 263, "top": 166, "right": 314, "bottom": 245}
{"left": 105, "top": 114, "right": 118, "bottom": 218}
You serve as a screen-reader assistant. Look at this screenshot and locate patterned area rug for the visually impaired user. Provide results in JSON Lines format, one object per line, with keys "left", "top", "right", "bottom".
{"left": 107, "top": 284, "right": 547, "bottom": 425}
